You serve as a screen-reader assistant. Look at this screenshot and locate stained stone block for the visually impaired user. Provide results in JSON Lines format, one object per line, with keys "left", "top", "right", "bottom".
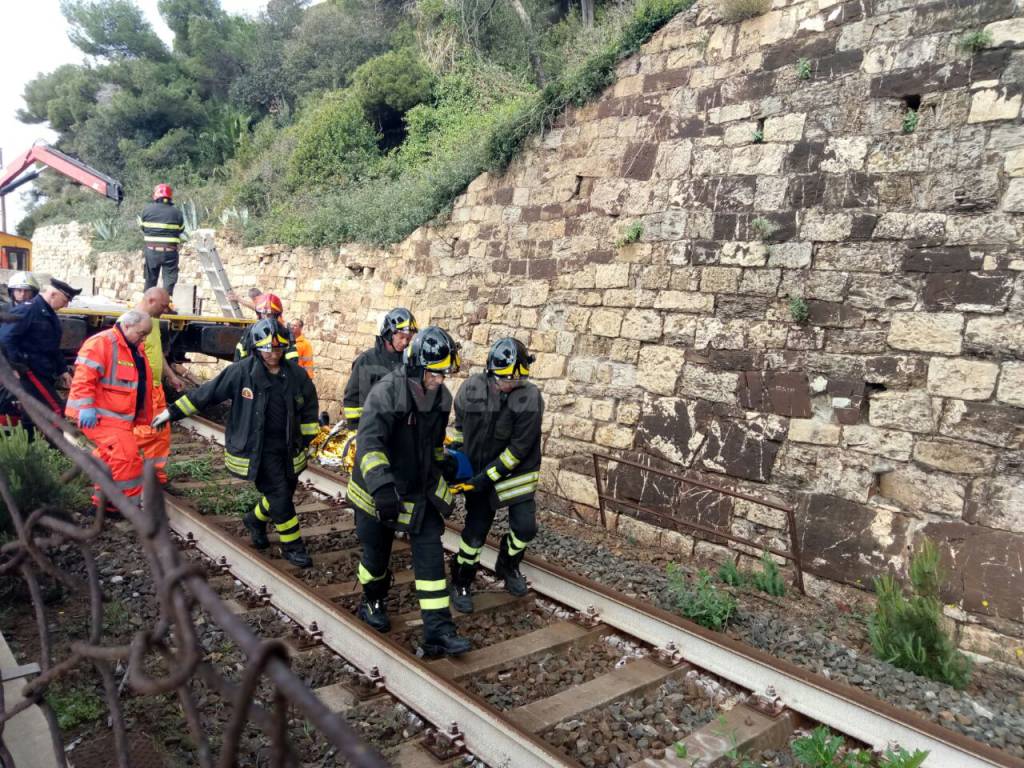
{"left": 913, "top": 439, "right": 998, "bottom": 475}
{"left": 878, "top": 464, "right": 966, "bottom": 518}
{"left": 887, "top": 312, "right": 963, "bottom": 354}
{"left": 926, "top": 357, "right": 999, "bottom": 400}
{"left": 868, "top": 390, "right": 937, "bottom": 434}
{"left": 939, "top": 400, "right": 1024, "bottom": 449}
{"left": 997, "top": 362, "right": 1024, "bottom": 408}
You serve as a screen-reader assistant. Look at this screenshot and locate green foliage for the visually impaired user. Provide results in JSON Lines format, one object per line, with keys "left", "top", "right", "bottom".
{"left": 791, "top": 726, "right": 869, "bottom": 768}
{"left": 788, "top": 296, "right": 810, "bottom": 323}
{"left": 718, "top": 559, "right": 743, "bottom": 587}
{"left": 673, "top": 741, "right": 688, "bottom": 758}
{"left": 46, "top": 683, "right": 106, "bottom": 731}
{"left": 666, "top": 564, "right": 737, "bottom": 631}
{"left": 353, "top": 48, "right": 435, "bottom": 133}
{"left": 902, "top": 109, "right": 919, "bottom": 134}
{"left": 750, "top": 551, "right": 786, "bottom": 596}
{"left": 878, "top": 746, "right": 929, "bottom": 768}
{"left": 870, "top": 539, "right": 972, "bottom": 689}
{"left": 166, "top": 456, "right": 215, "bottom": 483}
{"left": 718, "top": 0, "right": 771, "bottom": 24}
{"left": 91, "top": 217, "right": 121, "bottom": 243}
{"left": 958, "top": 29, "right": 993, "bottom": 54}
{"left": 796, "top": 57, "right": 812, "bottom": 80}
{"left": 0, "top": 428, "right": 91, "bottom": 533}
{"left": 184, "top": 483, "right": 262, "bottom": 518}
{"left": 751, "top": 216, "right": 780, "bottom": 241}
{"left": 752, "top": 129, "right": 764, "bottom": 143}
{"left": 619, "top": 0, "right": 697, "bottom": 56}
{"left": 287, "top": 93, "right": 381, "bottom": 187}
{"left": 617, "top": 221, "right": 644, "bottom": 247}
{"left": 60, "top": 0, "right": 170, "bottom": 61}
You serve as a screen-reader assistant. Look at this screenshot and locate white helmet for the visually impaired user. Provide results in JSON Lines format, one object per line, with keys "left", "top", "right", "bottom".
{"left": 7, "top": 271, "right": 40, "bottom": 303}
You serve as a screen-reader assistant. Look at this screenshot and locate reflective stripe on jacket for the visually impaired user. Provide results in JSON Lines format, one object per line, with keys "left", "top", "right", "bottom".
{"left": 341, "top": 338, "right": 402, "bottom": 428}
{"left": 139, "top": 200, "right": 184, "bottom": 246}
{"left": 66, "top": 328, "right": 153, "bottom": 427}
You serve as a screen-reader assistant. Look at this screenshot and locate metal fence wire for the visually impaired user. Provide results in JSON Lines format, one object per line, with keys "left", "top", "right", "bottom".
{"left": 0, "top": 352, "right": 388, "bottom": 768}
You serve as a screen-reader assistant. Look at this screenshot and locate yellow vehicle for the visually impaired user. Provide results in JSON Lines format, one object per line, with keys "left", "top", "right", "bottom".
{"left": 0, "top": 232, "right": 31, "bottom": 271}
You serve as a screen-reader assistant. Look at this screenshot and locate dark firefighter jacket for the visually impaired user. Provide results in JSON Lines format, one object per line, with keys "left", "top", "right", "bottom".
{"left": 166, "top": 355, "right": 319, "bottom": 481}
{"left": 451, "top": 373, "right": 544, "bottom": 508}
{"left": 347, "top": 368, "right": 453, "bottom": 532}
{"left": 139, "top": 200, "right": 185, "bottom": 248}
{"left": 233, "top": 324, "right": 298, "bottom": 364}
{"left": 342, "top": 337, "right": 402, "bottom": 428}
{"left": 0, "top": 294, "right": 68, "bottom": 379}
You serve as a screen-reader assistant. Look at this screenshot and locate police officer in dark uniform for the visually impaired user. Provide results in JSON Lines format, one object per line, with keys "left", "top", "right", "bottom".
{"left": 140, "top": 183, "right": 185, "bottom": 296}
{"left": 0, "top": 279, "right": 81, "bottom": 436}
{"left": 342, "top": 308, "right": 417, "bottom": 428}
{"left": 449, "top": 338, "right": 544, "bottom": 613}
{"left": 346, "top": 325, "right": 471, "bottom": 657}
{"left": 153, "top": 318, "right": 320, "bottom": 568}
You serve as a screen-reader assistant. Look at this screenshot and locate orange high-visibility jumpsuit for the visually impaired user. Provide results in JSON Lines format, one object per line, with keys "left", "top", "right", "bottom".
{"left": 66, "top": 328, "right": 153, "bottom": 511}
{"left": 294, "top": 333, "right": 314, "bottom": 379}
{"left": 133, "top": 322, "right": 171, "bottom": 483}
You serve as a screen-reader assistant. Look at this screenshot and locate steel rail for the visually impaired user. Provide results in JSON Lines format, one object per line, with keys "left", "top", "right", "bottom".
{"left": 181, "top": 417, "right": 1024, "bottom": 768}
{"left": 162, "top": 490, "right": 578, "bottom": 768}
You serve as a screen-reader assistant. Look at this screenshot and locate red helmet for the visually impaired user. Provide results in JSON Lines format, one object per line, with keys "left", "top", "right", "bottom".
{"left": 254, "top": 293, "right": 284, "bottom": 316}
{"left": 153, "top": 183, "right": 173, "bottom": 201}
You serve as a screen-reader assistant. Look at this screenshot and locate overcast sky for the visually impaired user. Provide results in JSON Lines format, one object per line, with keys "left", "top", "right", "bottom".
{"left": 0, "top": 0, "right": 271, "bottom": 231}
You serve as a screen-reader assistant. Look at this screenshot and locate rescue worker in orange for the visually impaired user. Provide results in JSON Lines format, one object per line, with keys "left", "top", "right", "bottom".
{"left": 131, "top": 288, "right": 187, "bottom": 485}
{"left": 289, "top": 318, "right": 314, "bottom": 379}
{"left": 66, "top": 310, "right": 154, "bottom": 514}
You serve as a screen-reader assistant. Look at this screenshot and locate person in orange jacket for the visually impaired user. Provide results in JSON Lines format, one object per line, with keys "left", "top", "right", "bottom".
{"left": 289, "top": 318, "right": 314, "bottom": 379}
{"left": 66, "top": 310, "right": 154, "bottom": 514}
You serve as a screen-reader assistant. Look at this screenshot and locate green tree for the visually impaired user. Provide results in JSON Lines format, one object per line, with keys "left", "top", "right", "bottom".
{"left": 60, "top": 0, "right": 170, "bottom": 60}
{"left": 288, "top": 92, "right": 381, "bottom": 187}
{"left": 352, "top": 48, "right": 434, "bottom": 146}
{"left": 158, "top": 0, "right": 223, "bottom": 54}
{"left": 18, "top": 65, "right": 101, "bottom": 132}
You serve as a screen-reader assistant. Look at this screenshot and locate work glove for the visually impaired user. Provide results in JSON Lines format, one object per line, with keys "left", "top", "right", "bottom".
{"left": 372, "top": 484, "right": 402, "bottom": 526}
{"left": 78, "top": 408, "right": 99, "bottom": 429}
{"left": 466, "top": 472, "right": 492, "bottom": 493}
{"left": 151, "top": 409, "right": 171, "bottom": 429}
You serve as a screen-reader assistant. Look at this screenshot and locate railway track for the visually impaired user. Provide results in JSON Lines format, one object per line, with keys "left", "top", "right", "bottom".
{"left": 166, "top": 416, "right": 1023, "bottom": 768}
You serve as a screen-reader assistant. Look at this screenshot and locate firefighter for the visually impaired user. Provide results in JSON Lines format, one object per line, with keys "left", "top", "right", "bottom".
{"left": 289, "top": 318, "right": 314, "bottom": 379}
{"left": 152, "top": 318, "right": 319, "bottom": 568}
{"left": 233, "top": 293, "right": 297, "bottom": 364}
{"left": 66, "top": 310, "right": 153, "bottom": 513}
{"left": 449, "top": 338, "right": 543, "bottom": 613}
{"left": 0, "top": 279, "right": 81, "bottom": 436}
{"left": 140, "top": 184, "right": 185, "bottom": 296}
{"left": 342, "top": 307, "right": 417, "bottom": 429}
{"left": 131, "top": 287, "right": 187, "bottom": 485}
{"left": 347, "top": 325, "right": 470, "bottom": 657}
{"left": 6, "top": 272, "right": 40, "bottom": 305}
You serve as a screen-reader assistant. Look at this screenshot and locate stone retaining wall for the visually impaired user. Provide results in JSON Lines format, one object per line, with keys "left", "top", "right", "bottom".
{"left": 31, "top": 0, "right": 1024, "bottom": 662}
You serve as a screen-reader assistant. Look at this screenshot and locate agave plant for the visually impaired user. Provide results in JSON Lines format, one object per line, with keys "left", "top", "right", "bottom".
{"left": 91, "top": 217, "right": 121, "bottom": 243}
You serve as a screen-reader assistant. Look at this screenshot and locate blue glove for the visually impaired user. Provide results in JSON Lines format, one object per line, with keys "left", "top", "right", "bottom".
{"left": 78, "top": 408, "right": 99, "bottom": 428}
{"left": 446, "top": 449, "right": 474, "bottom": 481}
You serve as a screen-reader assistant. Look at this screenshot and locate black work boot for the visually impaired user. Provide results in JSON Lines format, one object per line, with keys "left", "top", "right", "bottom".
{"left": 242, "top": 512, "right": 270, "bottom": 550}
{"left": 449, "top": 553, "right": 477, "bottom": 614}
{"left": 421, "top": 611, "right": 471, "bottom": 658}
{"left": 357, "top": 571, "right": 392, "bottom": 632}
{"left": 494, "top": 534, "right": 528, "bottom": 597}
{"left": 280, "top": 539, "right": 313, "bottom": 569}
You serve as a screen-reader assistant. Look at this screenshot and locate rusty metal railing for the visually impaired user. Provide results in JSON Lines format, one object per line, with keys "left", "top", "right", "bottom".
{"left": 592, "top": 453, "right": 805, "bottom": 594}
{"left": 0, "top": 351, "right": 388, "bottom": 768}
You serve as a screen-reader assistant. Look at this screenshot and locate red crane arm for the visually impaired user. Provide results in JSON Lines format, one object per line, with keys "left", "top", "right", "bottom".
{"left": 0, "top": 143, "right": 123, "bottom": 202}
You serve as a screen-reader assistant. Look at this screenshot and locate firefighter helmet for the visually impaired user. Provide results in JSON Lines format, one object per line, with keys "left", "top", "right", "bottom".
{"left": 405, "top": 326, "right": 460, "bottom": 375}
{"left": 486, "top": 337, "right": 534, "bottom": 380}
{"left": 254, "top": 293, "right": 284, "bottom": 317}
{"left": 380, "top": 307, "right": 418, "bottom": 341}
{"left": 153, "top": 183, "right": 173, "bottom": 201}
{"left": 250, "top": 318, "right": 290, "bottom": 350}
{"left": 7, "top": 271, "right": 40, "bottom": 302}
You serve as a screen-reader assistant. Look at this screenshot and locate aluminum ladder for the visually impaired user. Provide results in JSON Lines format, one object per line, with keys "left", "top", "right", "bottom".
{"left": 193, "top": 229, "right": 244, "bottom": 318}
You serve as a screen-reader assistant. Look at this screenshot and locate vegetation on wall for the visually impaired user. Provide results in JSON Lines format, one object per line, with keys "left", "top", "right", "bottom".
{"left": 17, "top": 0, "right": 697, "bottom": 249}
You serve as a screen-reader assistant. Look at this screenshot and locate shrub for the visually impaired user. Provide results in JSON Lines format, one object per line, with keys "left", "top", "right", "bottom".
{"left": 796, "top": 57, "right": 812, "bottom": 80}
{"left": 46, "top": 684, "right": 105, "bottom": 731}
{"left": 666, "top": 564, "right": 737, "bottom": 631}
{"left": 751, "top": 216, "right": 780, "bottom": 241}
{"left": 901, "top": 109, "right": 919, "bottom": 134}
{"left": 958, "top": 29, "right": 993, "bottom": 54}
{"left": 750, "top": 551, "right": 786, "bottom": 596}
{"left": 869, "top": 539, "right": 972, "bottom": 689}
{"left": 718, "top": 559, "right": 743, "bottom": 587}
{"left": 287, "top": 93, "right": 381, "bottom": 187}
{"left": 616, "top": 221, "right": 644, "bottom": 247}
{"left": 791, "top": 726, "right": 866, "bottom": 768}
{"left": 0, "top": 428, "right": 90, "bottom": 533}
{"left": 718, "top": 0, "right": 771, "bottom": 24}
{"left": 788, "top": 296, "right": 810, "bottom": 323}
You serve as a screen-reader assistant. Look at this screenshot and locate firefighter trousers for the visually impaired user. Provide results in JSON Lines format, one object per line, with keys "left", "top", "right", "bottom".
{"left": 456, "top": 494, "right": 537, "bottom": 567}
{"left": 82, "top": 422, "right": 143, "bottom": 512}
{"left": 251, "top": 442, "right": 302, "bottom": 544}
{"left": 355, "top": 506, "right": 456, "bottom": 637}
{"left": 143, "top": 247, "right": 179, "bottom": 296}
{"left": 133, "top": 384, "right": 170, "bottom": 484}
{"left": 11, "top": 369, "right": 64, "bottom": 439}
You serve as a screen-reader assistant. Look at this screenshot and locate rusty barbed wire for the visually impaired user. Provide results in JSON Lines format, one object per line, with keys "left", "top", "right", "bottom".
{"left": 0, "top": 351, "right": 389, "bottom": 768}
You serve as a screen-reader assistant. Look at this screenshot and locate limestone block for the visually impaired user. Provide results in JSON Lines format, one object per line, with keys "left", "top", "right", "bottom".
{"left": 842, "top": 425, "right": 914, "bottom": 462}
{"left": 595, "top": 424, "right": 635, "bottom": 450}
{"left": 1005, "top": 148, "right": 1024, "bottom": 177}
{"left": 739, "top": 269, "right": 781, "bottom": 297}
{"left": 926, "top": 357, "right": 999, "bottom": 400}
{"left": 728, "top": 144, "right": 788, "bottom": 176}
{"left": 720, "top": 241, "right": 767, "bottom": 267}
{"left": 887, "top": 312, "right": 963, "bottom": 355}
{"left": 967, "top": 475, "right": 1024, "bottom": 534}
{"left": 913, "top": 439, "right": 998, "bottom": 475}
{"left": 1002, "top": 178, "right": 1024, "bottom": 213}
{"left": 700, "top": 267, "right": 741, "bottom": 293}
{"left": 800, "top": 211, "right": 852, "bottom": 241}
{"left": 960, "top": 623, "right": 1024, "bottom": 668}
{"left": 965, "top": 316, "right": 1024, "bottom": 356}
{"left": 939, "top": 400, "right": 1023, "bottom": 449}
{"left": 530, "top": 353, "right": 566, "bottom": 379}
{"left": 878, "top": 465, "right": 965, "bottom": 518}
{"left": 788, "top": 419, "right": 841, "bottom": 445}
{"left": 620, "top": 310, "right": 663, "bottom": 341}
{"left": 594, "top": 263, "right": 631, "bottom": 289}
{"left": 663, "top": 315, "right": 698, "bottom": 345}
{"left": 591, "top": 399, "right": 615, "bottom": 421}
{"left": 869, "top": 390, "right": 937, "bottom": 434}
{"left": 984, "top": 17, "right": 1024, "bottom": 47}
{"left": 637, "top": 345, "right": 686, "bottom": 395}
{"left": 557, "top": 470, "right": 599, "bottom": 508}
{"left": 590, "top": 309, "right": 624, "bottom": 338}
{"left": 821, "top": 137, "right": 868, "bottom": 173}
{"left": 554, "top": 414, "right": 595, "bottom": 441}
{"left": 510, "top": 282, "right": 549, "bottom": 307}
{"left": 874, "top": 212, "right": 946, "bottom": 243}
{"left": 679, "top": 365, "right": 739, "bottom": 404}
{"left": 695, "top": 318, "right": 746, "bottom": 350}
{"left": 767, "top": 242, "right": 812, "bottom": 269}
{"left": 653, "top": 291, "right": 715, "bottom": 313}
{"left": 755, "top": 177, "right": 789, "bottom": 210}
{"left": 617, "top": 400, "right": 641, "bottom": 425}
{"left": 968, "top": 88, "right": 1023, "bottom": 124}
{"left": 997, "top": 362, "right": 1024, "bottom": 407}
{"left": 603, "top": 289, "right": 657, "bottom": 307}
{"left": 763, "top": 113, "right": 806, "bottom": 142}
